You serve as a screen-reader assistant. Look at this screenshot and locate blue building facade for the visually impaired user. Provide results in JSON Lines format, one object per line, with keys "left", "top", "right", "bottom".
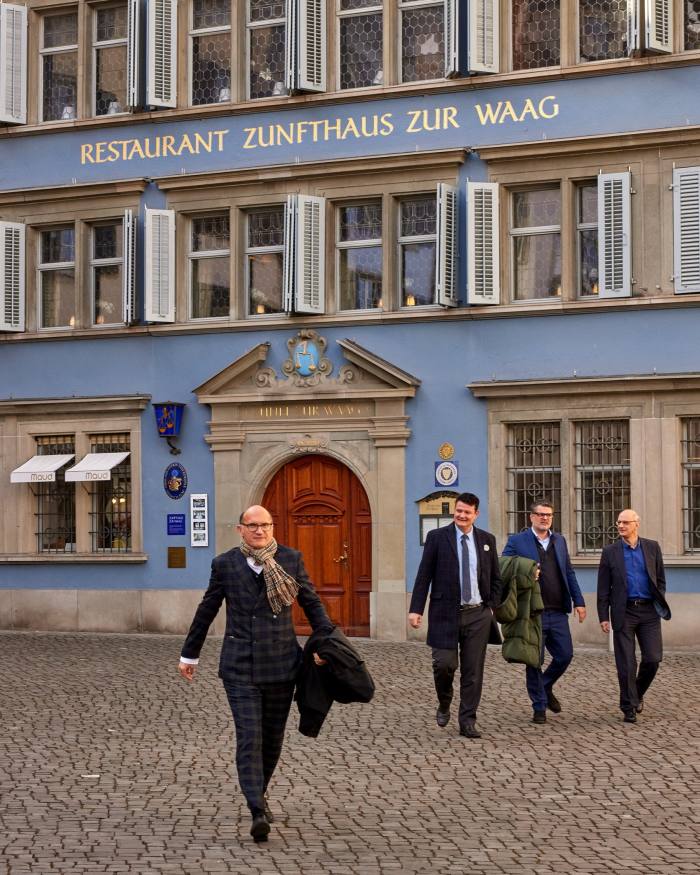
{"left": 1, "top": 0, "right": 699, "bottom": 644}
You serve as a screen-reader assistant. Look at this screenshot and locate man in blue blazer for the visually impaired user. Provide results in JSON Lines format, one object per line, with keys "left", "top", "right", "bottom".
{"left": 502, "top": 501, "right": 586, "bottom": 723}
{"left": 409, "top": 492, "right": 502, "bottom": 739}
{"left": 597, "top": 508, "right": 671, "bottom": 723}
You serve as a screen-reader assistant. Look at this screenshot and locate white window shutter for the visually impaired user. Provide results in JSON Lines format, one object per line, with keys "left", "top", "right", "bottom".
{"left": 283, "top": 195, "right": 297, "bottom": 312}
{"left": 626, "top": 0, "right": 640, "bottom": 54}
{"left": 144, "top": 208, "right": 175, "bottom": 322}
{"left": 0, "top": 221, "right": 25, "bottom": 332}
{"left": 598, "top": 172, "right": 632, "bottom": 298}
{"left": 445, "top": 0, "right": 458, "bottom": 76}
{"left": 673, "top": 167, "right": 700, "bottom": 295}
{"left": 645, "top": 0, "right": 672, "bottom": 53}
{"left": 469, "top": 0, "right": 500, "bottom": 74}
{"left": 294, "top": 195, "right": 325, "bottom": 314}
{"left": 297, "top": 0, "right": 325, "bottom": 91}
{"left": 122, "top": 210, "right": 137, "bottom": 324}
{"left": 466, "top": 181, "right": 500, "bottom": 305}
{"left": 147, "top": 0, "right": 176, "bottom": 108}
{"left": 436, "top": 183, "right": 458, "bottom": 307}
{"left": 126, "top": 0, "right": 141, "bottom": 110}
{"left": 0, "top": 3, "right": 27, "bottom": 125}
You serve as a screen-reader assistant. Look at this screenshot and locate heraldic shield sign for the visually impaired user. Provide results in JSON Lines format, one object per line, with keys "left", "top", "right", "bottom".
{"left": 282, "top": 329, "right": 333, "bottom": 386}
{"left": 164, "top": 463, "right": 188, "bottom": 499}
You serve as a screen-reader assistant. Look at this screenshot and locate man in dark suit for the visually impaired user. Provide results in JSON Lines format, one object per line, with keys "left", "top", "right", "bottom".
{"left": 503, "top": 501, "right": 586, "bottom": 724}
{"left": 178, "top": 505, "right": 331, "bottom": 842}
{"left": 597, "top": 509, "right": 671, "bottom": 723}
{"left": 409, "top": 492, "right": 502, "bottom": 739}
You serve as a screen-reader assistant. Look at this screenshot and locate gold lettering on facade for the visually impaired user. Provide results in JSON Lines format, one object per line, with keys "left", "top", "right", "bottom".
{"left": 80, "top": 130, "right": 230, "bottom": 165}
{"left": 254, "top": 403, "right": 367, "bottom": 419}
{"left": 242, "top": 113, "right": 395, "bottom": 150}
{"left": 405, "top": 107, "right": 460, "bottom": 133}
{"left": 474, "top": 95, "right": 559, "bottom": 126}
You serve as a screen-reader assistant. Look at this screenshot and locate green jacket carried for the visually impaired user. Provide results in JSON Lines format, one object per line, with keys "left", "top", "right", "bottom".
{"left": 495, "top": 555, "right": 544, "bottom": 669}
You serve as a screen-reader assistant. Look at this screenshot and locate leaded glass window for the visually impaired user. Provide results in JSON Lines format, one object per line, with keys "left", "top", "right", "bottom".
{"left": 92, "top": 223, "right": 123, "bottom": 326}
{"left": 682, "top": 418, "right": 700, "bottom": 552}
{"left": 190, "top": 214, "right": 231, "bottom": 318}
{"left": 248, "top": 0, "right": 287, "bottom": 98}
{"left": 575, "top": 420, "right": 630, "bottom": 554}
{"left": 41, "top": 11, "right": 78, "bottom": 121}
{"left": 35, "top": 436, "right": 76, "bottom": 554}
{"left": 337, "top": 202, "right": 383, "bottom": 310}
{"left": 511, "top": 187, "right": 561, "bottom": 300}
{"left": 39, "top": 227, "right": 76, "bottom": 329}
{"left": 399, "top": 196, "right": 437, "bottom": 307}
{"left": 339, "top": 0, "right": 383, "bottom": 89}
{"left": 506, "top": 423, "right": 561, "bottom": 535}
{"left": 191, "top": 0, "right": 232, "bottom": 105}
{"left": 90, "top": 433, "right": 131, "bottom": 553}
{"left": 577, "top": 182, "right": 599, "bottom": 296}
{"left": 400, "top": 0, "right": 444, "bottom": 83}
{"left": 579, "top": 0, "right": 628, "bottom": 62}
{"left": 94, "top": 3, "right": 128, "bottom": 115}
{"left": 687, "top": 1, "right": 700, "bottom": 48}
{"left": 246, "top": 207, "right": 285, "bottom": 314}
{"left": 512, "top": 0, "right": 560, "bottom": 70}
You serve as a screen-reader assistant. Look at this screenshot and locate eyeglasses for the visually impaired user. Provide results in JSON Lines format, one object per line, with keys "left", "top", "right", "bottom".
{"left": 240, "top": 523, "right": 273, "bottom": 532}
{"left": 532, "top": 512, "right": 553, "bottom": 518}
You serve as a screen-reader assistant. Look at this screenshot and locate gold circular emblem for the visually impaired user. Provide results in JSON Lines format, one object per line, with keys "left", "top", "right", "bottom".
{"left": 438, "top": 442, "right": 455, "bottom": 461}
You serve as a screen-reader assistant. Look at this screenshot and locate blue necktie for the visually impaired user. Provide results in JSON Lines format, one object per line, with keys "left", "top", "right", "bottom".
{"left": 461, "top": 534, "right": 472, "bottom": 604}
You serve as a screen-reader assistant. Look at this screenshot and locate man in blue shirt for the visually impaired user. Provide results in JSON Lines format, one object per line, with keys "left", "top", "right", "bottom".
{"left": 597, "top": 509, "right": 671, "bottom": 723}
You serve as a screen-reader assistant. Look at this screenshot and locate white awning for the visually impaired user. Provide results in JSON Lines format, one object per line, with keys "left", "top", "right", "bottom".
{"left": 65, "top": 452, "right": 130, "bottom": 482}
{"left": 11, "top": 454, "right": 75, "bottom": 483}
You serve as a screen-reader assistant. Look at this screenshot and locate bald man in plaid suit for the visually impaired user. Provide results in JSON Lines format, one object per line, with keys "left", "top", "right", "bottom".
{"left": 179, "top": 505, "right": 332, "bottom": 843}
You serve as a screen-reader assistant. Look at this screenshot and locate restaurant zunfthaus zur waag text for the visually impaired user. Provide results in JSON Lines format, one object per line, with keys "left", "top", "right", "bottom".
{"left": 1, "top": 0, "right": 700, "bottom": 646}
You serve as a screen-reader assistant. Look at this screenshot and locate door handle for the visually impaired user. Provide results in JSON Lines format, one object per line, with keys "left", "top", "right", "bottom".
{"left": 332, "top": 543, "right": 349, "bottom": 564}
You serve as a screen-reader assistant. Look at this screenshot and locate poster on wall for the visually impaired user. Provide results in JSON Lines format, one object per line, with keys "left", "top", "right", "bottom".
{"left": 190, "top": 493, "right": 209, "bottom": 547}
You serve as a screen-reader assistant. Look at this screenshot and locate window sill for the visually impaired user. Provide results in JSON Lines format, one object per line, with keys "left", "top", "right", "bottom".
{"left": 0, "top": 553, "right": 148, "bottom": 564}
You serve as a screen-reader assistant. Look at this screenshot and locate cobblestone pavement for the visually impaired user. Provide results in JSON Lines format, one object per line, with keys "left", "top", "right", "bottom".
{"left": 2, "top": 633, "right": 700, "bottom": 875}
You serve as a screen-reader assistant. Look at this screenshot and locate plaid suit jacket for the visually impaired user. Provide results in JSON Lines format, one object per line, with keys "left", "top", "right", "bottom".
{"left": 181, "top": 545, "right": 332, "bottom": 684}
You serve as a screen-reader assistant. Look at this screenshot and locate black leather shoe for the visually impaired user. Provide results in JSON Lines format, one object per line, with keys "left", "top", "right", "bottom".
{"left": 532, "top": 710, "right": 547, "bottom": 724}
{"left": 263, "top": 793, "right": 274, "bottom": 824}
{"left": 250, "top": 814, "right": 270, "bottom": 843}
{"left": 623, "top": 710, "right": 637, "bottom": 724}
{"left": 436, "top": 707, "right": 450, "bottom": 728}
{"left": 459, "top": 724, "right": 482, "bottom": 739}
{"left": 545, "top": 689, "right": 562, "bottom": 713}
{"left": 635, "top": 698, "right": 644, "bottom": 714}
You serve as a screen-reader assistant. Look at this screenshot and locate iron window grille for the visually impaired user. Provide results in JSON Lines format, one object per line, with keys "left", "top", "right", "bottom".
{"left": 34, "top": 436, "right": 76, "bottom": 554}
{"left": 506, "top": 422, "right": 562, "bottom": 535}
{"left": 89, "top": 433, "right": 132, "bottom": 553}
{"left": 398, "top": 195, "right": 437, "bottom": 307}
{"left": 337, "top": 202, "right": 383, "bottom": 310}
{"left": 38, "top": 227, "right": 76, "bottom": 329}
{"left": 189, "top": 214, "right": 231, "bottom": 318}
{"left": 93, "top": 3, "right": 128, "bottom": 116}
{"left": 190, "top": 0, "right": 232, "bottom": 106}
{"left": 41, "top": 10, "right": 79, "bottom": 122}
{"left": 682, "top": 418, "right": 700, "bottom": 552}
{"left": 574, "top": 419, "right": 630, "bottom": 554}
{"left": 246, "top": 206, "right": 285, "bottom": 314}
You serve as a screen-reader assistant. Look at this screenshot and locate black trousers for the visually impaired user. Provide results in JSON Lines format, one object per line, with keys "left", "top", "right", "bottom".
{"left": 222, "top": 680, "right": 295, "bottom": 816}
{"left": 612, "top": 602, "right": 663, "bottom": 713}
{"left": 431, "top": 605, "right": 492, "bottom": 728}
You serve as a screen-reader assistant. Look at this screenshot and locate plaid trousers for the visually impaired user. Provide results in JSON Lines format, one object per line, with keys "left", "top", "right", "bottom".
{"left": 222, "top": 679, "right": 296, "bottom": 816}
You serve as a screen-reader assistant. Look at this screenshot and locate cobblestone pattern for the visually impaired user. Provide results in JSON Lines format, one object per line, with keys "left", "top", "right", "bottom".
{"left": 1, "top": 633, "right": 699, "bottom": 874}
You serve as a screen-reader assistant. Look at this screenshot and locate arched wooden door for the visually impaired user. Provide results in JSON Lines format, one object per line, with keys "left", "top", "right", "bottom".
{"left": 262, "top": 455, "right": 371, "bottom": 636}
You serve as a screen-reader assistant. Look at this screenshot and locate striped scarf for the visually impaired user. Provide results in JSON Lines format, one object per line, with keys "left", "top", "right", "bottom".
{"left": 239, "top": 537, "right": 300, "bottom": 614}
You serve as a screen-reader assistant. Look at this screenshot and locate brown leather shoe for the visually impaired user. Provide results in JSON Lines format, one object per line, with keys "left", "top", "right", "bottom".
{"left": 532, "top": 710, "right": 547, "bottom": 724}
{"left": 459, "top": 723, "right": 482, "bottom": 739}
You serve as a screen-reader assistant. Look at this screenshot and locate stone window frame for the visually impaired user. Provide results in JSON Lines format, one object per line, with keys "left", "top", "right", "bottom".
{"left": 0, "top": 394, "right": 149, "bottom": 562}
{"left": 471, "top": 373, "right": 700, "bottom": 565}
{"left": 0, "top": 179, "right": 146, "bottom": 336}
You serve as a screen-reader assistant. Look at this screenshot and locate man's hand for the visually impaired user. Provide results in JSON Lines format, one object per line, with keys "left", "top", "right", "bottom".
{"left": 600, "top": 621, "right": 610, "bottom": 634}
{"left": 178, "top": 661, "right": 196, "bottom": 682}
{"left": 408, "top": 612, "right": 422, "bottom": 629}
{"left": 574, "top": 606, "right": 587, "bottom": 623}
{"left": 312, "top": 652, "right": 327, "bottom": 666}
